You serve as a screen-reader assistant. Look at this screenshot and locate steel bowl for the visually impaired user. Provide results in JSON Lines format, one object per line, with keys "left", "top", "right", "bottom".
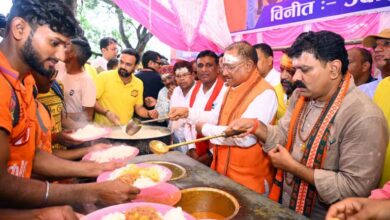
{"left": 176, "top": 187, "right": 239, "bottom": 219}
{"left": 147, "top": 161, "right": 186, "bottom": 181}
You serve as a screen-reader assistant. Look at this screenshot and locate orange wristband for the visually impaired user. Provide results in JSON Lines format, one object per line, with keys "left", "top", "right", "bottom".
{"left": 250, "top": 119, "right": 260, "bottom": 134}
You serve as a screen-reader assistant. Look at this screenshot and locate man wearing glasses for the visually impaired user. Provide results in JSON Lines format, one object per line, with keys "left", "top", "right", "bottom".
{"left": 169, "top": 50, "right": 227, "bottom": 166}
{"left": 135, "top": 50, "right": 165, "bottom": 122}
{"left": 194, "top": 41, "right": 278, "bottom": 194}
{"left": 169, "top": 60, "right": 196, "bottom": 152}
{"left": 368, "top": 29, "right": 390, "bottom": 187}
{"left": 359, "top": 29, "right": 390, "bottom": 98}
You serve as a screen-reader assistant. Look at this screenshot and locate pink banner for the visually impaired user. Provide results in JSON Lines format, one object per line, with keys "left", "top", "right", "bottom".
{"left": 312, "top": 13, "right": 380, "bottom": 40}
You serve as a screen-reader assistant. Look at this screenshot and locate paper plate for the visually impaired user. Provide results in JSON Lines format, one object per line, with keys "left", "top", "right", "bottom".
{"left": 97, "top": 163, "right": 172, "bottom": 189}
{"left": 82, "top": 145, "right": 139, "bottom": 163}
{"left": 134, "top": 183, "right": 181, "bottom": 206}
{"left": 81, "top": 202, "right": 195, "bottom": 220}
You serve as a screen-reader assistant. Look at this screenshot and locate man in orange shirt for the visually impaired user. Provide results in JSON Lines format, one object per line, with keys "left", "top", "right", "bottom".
{"left": 195, "top": 41, "right": 278, "bottom": 194}
{"left": 0, "top": 0, "right": 139, "bottom": 211}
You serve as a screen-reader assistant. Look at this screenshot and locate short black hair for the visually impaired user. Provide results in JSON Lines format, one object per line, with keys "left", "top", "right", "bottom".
{"left": 0, "top": 14, "right": 6, "bottom": 29}
{"left": 196, "top": 50, "right": 219, "bottom": 65}
{"left": 253, "top": 43, "right": 273, "bottom": 58}
{"left": 70, "top": 38, "right": 92, "bottom": 67}
{"left": 141, "top": 50, "right": 161, "bottom": 68}
{"left": 356, "top": 47, "right": 373, "bottom": 70}
{"left": 107, "top": 58, "right": 119, "bottom": 70}
{"left": 122, "top": 48, "right": 140, "bottom": 64}
{"left": 7, "top": 0, "right": 82, "bottom": 38}
{"left": 288, "top": 31, "right": 349, "bottom": 75}
{"left": 99, "top": 37, "right": 118, "bottom": 49}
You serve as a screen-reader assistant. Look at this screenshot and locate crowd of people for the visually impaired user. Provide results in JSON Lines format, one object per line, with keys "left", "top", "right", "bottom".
{"left": 0, "top": 0, "right": 389, "bottom": 219}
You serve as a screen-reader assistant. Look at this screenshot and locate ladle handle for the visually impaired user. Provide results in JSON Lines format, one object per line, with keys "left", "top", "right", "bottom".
{"left": 167, "top": 133, "right": 226, "bottom": 149}
{"left": 141, "top": 116, "right": 170, "bottom": 124}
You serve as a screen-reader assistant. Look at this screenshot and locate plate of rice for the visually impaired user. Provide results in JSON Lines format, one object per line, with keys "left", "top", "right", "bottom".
{"left": 97, "top": 163, "right": 172, "bottom": 189}
{"left": 82, "top": 145, "right": 139, "bottom": 163}
{"left": 69, "top": 124, "right": 111, "bottom": 141}
{"left": 81, "top": 202, "right": 195, "bottom": 220}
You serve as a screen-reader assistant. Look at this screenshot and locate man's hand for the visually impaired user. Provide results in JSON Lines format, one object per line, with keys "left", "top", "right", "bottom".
{"left": 144, "top": 97, "right": 157, "bottom": 108}
{"left": 93, "top": 180, "right": 140, "bottom": 206}
{"left": 169, "top": 107, "right": 189, "bottom": 121}
{"left": 187, "top": 148, "right": 199, "bottom": 160}
{"left": 268, "top": 144, "right": 297, "bottom": 172}
{"left": 227, "top": 118, "right": 258, "bottom": 137}
{"left": 106, "top": 111, "right": 121, "bottom": 125}
{"left": 167, "top": 85, "right": 176, "bottom": 99}
{"left": 86, "top": 161, "right": 125, "bottom": 177}
{"left": 34, "top": 205, "right": 78, "bottom": 220}
{"left": 326, "top": 198, "right": 390, "bottom": 220}
{"left": 148, "top": 109, "right": 158, "bottom": 119}
{"left": 55, "top": 131, "right": 84, "bottom": 146}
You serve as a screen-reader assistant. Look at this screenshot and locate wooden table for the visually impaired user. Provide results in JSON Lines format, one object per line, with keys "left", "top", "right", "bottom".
{"left": 129, "top": 151, "right": 309, "bottom": 220}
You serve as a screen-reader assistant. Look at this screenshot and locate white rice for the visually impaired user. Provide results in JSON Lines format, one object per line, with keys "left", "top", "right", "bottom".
{"left": 89, "top": 145, "right": 136, "bottom": 163}
{"left": 70, "top": 124, "right": 107, "bottom": 140}
{"left": 101, "top": 212, "right": 125, "bottom": 220}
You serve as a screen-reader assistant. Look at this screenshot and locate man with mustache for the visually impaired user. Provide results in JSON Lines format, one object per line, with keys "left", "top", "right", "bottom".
{"left": 0, "top": 0, "right": 140, "bottom": 214}
{"left": 280, "top": 52, "right": 296, "bottom": 100}
{"left": 367, "top": 29, "right": 390, "bottom": 187}
{"left": 94, "top": 48, "right": 155, "bottom": 126}
{"left": 228, "top": 31, "right": 388, "bottom": 219}
{"left": 169, "top": 50, "right": 227, "bottom": 165}
{"left": 169, "top": 60, "right": 196, "bottom": 153}
{"left": 359, "top": 29, "right": 390, "bottom": 98}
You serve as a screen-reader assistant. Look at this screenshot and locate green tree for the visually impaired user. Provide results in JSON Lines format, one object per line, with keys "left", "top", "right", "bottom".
{"left": 77, "top": 0, "right": 153, "bottom": 55}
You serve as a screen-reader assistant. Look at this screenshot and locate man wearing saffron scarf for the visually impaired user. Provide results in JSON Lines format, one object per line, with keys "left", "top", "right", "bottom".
{"left": 228, "top": 31, "right": 388, "bottom": 219}
{"left": 194, "top": 41, "right": 278, "bottom": 194}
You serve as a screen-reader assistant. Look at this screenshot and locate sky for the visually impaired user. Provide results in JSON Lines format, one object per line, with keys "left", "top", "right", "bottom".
{"left": 0, "top": 0, "right": 12, "bottom": 14}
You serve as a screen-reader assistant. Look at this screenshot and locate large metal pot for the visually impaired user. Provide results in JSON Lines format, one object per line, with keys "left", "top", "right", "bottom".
{"left": 105, "top": 125, "right": 171, "bottom": 155}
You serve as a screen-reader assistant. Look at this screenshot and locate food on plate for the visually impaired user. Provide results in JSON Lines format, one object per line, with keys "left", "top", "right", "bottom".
{"left": 125, "top": 206, "right": 162, "bottom": 220}
{"left": 109, "top": 164, "right": 167, "bottom": 188}
{"left": 70, "top": 124, "right": 108, "bottom": 140}
{"left": 88, "top": 145, "right": 137, "bottom": 163}
{"left": 101, "top": 207, "right": 186, "bottom": 220}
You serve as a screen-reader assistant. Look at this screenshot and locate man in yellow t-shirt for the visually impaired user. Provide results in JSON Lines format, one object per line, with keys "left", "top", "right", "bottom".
{"left": 367, "top": 29, "right": 390, "bottom": 187}
{"left": 94, "top": 48, "right": 156, "bottom": 126}
{"left": 254, "top": 43, "right": 287, "bottom": 122}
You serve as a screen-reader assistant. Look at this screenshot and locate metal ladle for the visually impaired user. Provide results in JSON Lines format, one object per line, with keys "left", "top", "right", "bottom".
{"left": 149, "top": 129, "right": 246, "bottom": 154}
{"left": 125, "top": 116, "right": 170, "bottom": 135}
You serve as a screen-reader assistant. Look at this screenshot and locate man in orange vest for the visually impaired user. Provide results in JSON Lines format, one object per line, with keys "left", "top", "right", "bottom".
{"left": 0, "top": 0, "right": 139, "bottom": 212}
{"left": 228, "top": 31, "right": 387, "bottom": 219}
{"left": 170, "top": 50, "right": 227, "bottom": 165}
{"left": 194, "top": 42, "right": 278, "bottom": 194}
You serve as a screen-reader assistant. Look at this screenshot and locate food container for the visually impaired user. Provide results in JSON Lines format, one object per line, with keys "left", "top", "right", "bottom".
{"left": 176, "top": 187, "right": 239, "bottom": 220}
{"left": 106, "top": 125, "right": 171, "bottom": 155}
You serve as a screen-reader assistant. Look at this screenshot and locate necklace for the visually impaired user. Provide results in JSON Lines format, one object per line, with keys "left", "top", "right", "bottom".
{"left": 285, "top": 100, "right": 330, "bottom": 186}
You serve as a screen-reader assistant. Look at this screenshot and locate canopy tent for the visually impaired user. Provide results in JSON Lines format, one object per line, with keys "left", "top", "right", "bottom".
{"left": 114, "top": 0, "right": 390, "bottom": 63}
{"left": 113, "top": 0, "right": 233, "bottom": 52}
